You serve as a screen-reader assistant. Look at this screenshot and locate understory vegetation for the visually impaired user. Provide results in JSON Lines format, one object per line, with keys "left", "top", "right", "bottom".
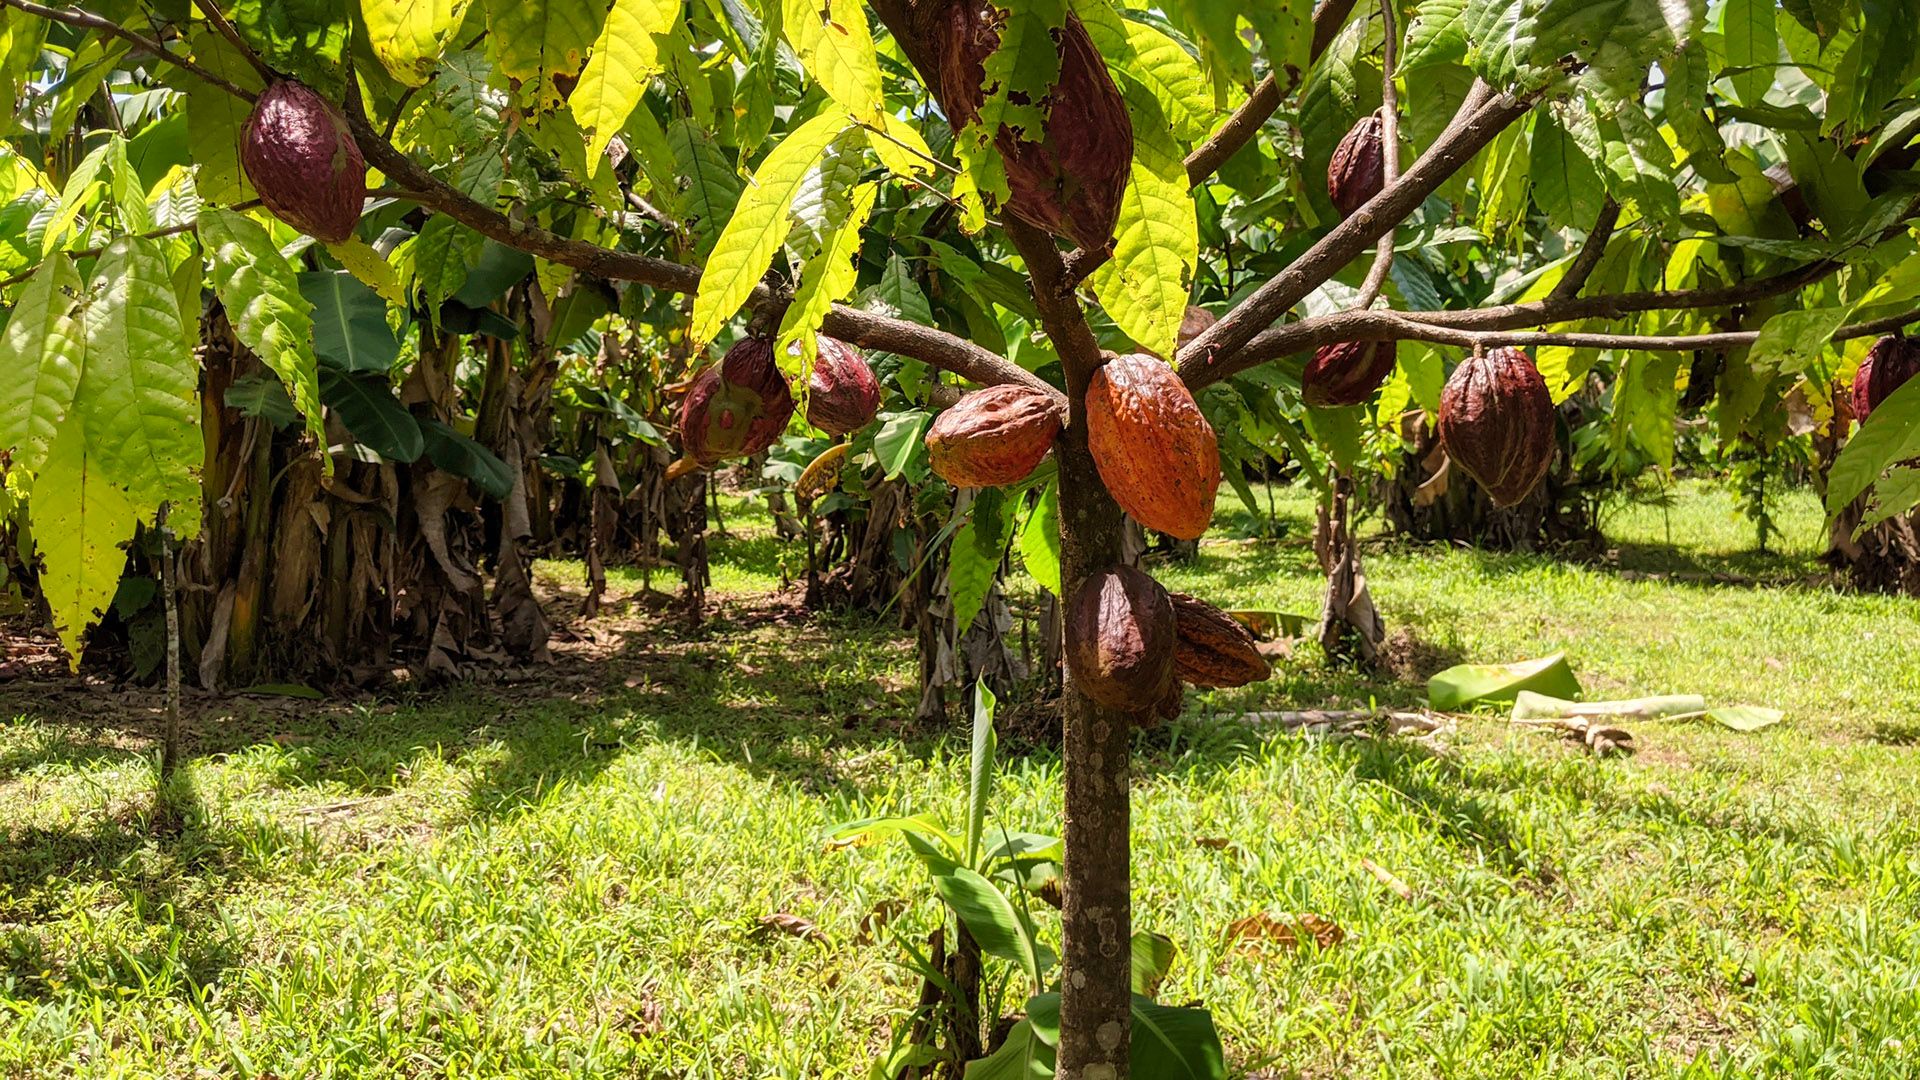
{"left": 4, "top": 481, "right": 1916, "bottom": 1078}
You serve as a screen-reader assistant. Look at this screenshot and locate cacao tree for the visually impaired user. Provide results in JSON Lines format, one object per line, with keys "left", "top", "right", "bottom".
{"left": 3, "top": 0, "right": 1920, "bottom": 1074}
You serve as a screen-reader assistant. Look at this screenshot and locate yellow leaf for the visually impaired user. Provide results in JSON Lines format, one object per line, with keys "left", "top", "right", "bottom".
{"left": 30, "top": 415, "right": 140, "bottom": 670}
{"left": 361, "top": 0, "right": 476, "bottom": 86}
{"left": 571, "top": 0, "right": 680, "bottom": 171}
{"left": 782, "top": 0, "right": 885, "bottom": 126}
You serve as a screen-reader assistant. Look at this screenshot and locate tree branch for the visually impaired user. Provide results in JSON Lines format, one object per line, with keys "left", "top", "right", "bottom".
{"left": 1182, "top": 75, "right": 1280, "bottom": 189}
{"left": 0, "top": 0, "right": 257, "bottom": 101}
{"left": 1178, "top": 81, "right": 1529, "bottom": 386}
{"left": 1310, "top": 0, "right": 1363, "bottom": 61}
{"left": 1547, "top": 198, "right": 1621, "bottom": 302}
{"left": 195, "top": 0, "right": 277, "bottom": 85}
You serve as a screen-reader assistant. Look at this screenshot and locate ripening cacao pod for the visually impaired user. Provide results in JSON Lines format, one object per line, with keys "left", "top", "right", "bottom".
{"left": 1327, "top": 111, "right": 1386, "bottom": 218}
{"left": 927, "top": 2, "right": 1132, "bottom": 250}
{"left": 1852, "top": 334, "right": 1920, "bottom": 423}
{"left": 1148, "top": 677, "right": 1186, "bottom": 726}
{"left": 1437, "top": 346, "right": 1555, "bottom": 509}
{"left": 1169, "top": 593, "right": 1271, "bottom": 689}
{"left": 241, "top": 81, "right": 367, "bottom": 244}
{"left": 806, "top": 337, "right": 881, "bottom": 436}
{"left": 925, "top": 384, "right": 1064, "bottom": 488}
{"left": 1086, "top": 355, "right": 1220, "bottom": 540}
{"left": 679, "top": 338, "right": 796, "bottom": 467}
{"left": 1302, "top": 339, "right": 1398, "bottom": 407}
{"left": 1066, "top": 565, "right": 1175, "bottom": 713}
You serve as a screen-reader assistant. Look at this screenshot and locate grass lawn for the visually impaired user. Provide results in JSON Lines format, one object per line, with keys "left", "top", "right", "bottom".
{"left": 3, "top": 479, "right": 1918, "bottom": 1078}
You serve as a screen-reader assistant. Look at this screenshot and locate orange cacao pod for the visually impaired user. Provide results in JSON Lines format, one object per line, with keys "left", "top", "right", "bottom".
{"left": 1066, "top": 565, "right": 1175, "bottom": 713}
{"left": 679, "top": 338, "right": 795, "bottom": 467}
{"left": 806, "top": 336, "right": 880, "bottom": 437}
{"left": 1852, "top": 334, "right": 1920, "bottom": 423}
{"left": 1086, "top": 355, "right": 1220, "bottom": 540}
{"left": 929, "top": 2, "right": 1132, "bottom": 250}
{"left": 1302, "top": 339, "right": 1397, "bottom": 408}
{"left": 1438, "top": 346, "right": 1554, "bottom": 509}
{"left": 1169, "top": 593, "right": 1271, "bottom": 689}
{"left": 1327, "top": 112, "right": 1385, "bottom": 218}
{"left": 925, "top": 384, "right": 1064, "bottom": 488}
{"left": 241, "top": 81, "right": 367, "bottom": 243}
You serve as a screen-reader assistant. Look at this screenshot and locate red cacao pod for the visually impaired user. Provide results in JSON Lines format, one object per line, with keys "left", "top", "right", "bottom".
{"left": 1327, "top": 112, "right": 1385, "bottom": 218}
{"left": 1852, "top": 334, "right": 1920, "bottom": 423}
{"left": 929, "top": 2, "right": 1132, "bottom": 251}
{"left": 1303, "top": 339, "right": 1397, "bottom": 407}
{"left": 1169, "top": 593, "right": 1271, "bottom": 689}
{"left": 1438, "top": 346, "right": 1555, "bottom": 509}
{"left": 805, "top": 337, "right": 880, "bottom": 437}
{"left": 1086, "top": 355, "right": 1220, "bottom": 540}
{"left": 1066, "top": 565, "right": 1175, "bottom": 713}
{"left": 679, "top": 338, "right": 795, "bottom": 467}
{"left": 241, "top": 81, "right": 367, "bottom": 244}
{"left": 925, "top": 384, "right": 1064, "bottom": 488}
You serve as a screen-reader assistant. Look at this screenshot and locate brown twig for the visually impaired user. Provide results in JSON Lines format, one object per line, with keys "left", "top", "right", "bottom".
{"left": 0, "top": 0, "right": 257, "bottom": 101}
{"left": 194, "top": 0, "right": 276, "bottom": 84}
{"left": 1547, "top": 199, "right": 1621, "bottom": 302}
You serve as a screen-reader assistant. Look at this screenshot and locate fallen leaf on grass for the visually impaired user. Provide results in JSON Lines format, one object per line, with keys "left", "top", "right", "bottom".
{"left": 756, "top": 913, "right": 825, "bottom": 944}
{"left": 1224, "top": 912, "right": 1346, "bottom": 953}
{"left": 857, "top": 899, "right": 907, "bottom": 944}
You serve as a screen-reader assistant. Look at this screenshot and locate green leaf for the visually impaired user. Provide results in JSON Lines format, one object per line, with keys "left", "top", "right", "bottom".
{"left": 962, "top": 1019, "right": 1054, "bottom": 1080}
{"left": 571, "top": 0, "right": 679, "bottom": 170}
{"left": 1720, "top": 0, "right": 1777, "bottom": 107}
{"left": 199, "top": 208, "right": 326, "bottom": 458}
{"left": 950, "top": 486, "right": 1013, "bottom": 638}
{"left": 0, "top": 253, "right": 85, "bottom": 476}
{"left": 486, "top": 0, "right": 607, "bottom": 111}
{"left": 690, "top": 105, "right": 850, "bottom": 345}
{"left": 1429, "top": 651, "right": 1582, "bottom": 710}
{"left": 78, "top": 236, "right": 202, "bottom": 539}
{"left": 931, "top": 864, "right": 1048, "bottom": 988}
{"left": 1016, "top": 481, "right": 1062, "bottom": 597}
{"left": 781, "top": 0, "right": 886, "bottom": 129}
{"left": 1704, "top": 705, "right": 1784, "bottom": 732}
{"left": 1828, "top": 373, "right": 1920, "bottom": 515}
{"left": 320, "top": 369, "right": 425, "bottom": 462}
{"left": 1529, "top": 114, "right": 1604, "bottom": 228}
{"left": 328, "top": 237, "right": 407, "bottom": 305}
{"left": 966, "top": 679, "right": 997, "bottom": 866}
{"left": 1129, "top": 996, "right": 1227, "bottom": 1079}
{"left": 1402, "top": 0, "right": 1470, "bottom": 71}
{"left": 301, "top": 270, "right": 403, "bottom": 372}
{"left": 405, "top": 216, "right": 484, "bottom": 312}
{"left": 1131, "top": 930, "right": 1178, "bottom": 996}
{"left": 422, "top": 418, "right": 514, "bottom": 498}
{"left": 873, "top": 410, "right": 930, "bottom": 480}
{"left": 778, "top": 180, "right": 878, "bottom": 368}
{"left": 1091, "top": 81, "right": 1196, "bottom": 360}
{"left": 362, "top": 0, "right": 477, "bottom": 86}
{"left": 1077, "top": 6, "right": 1211, "bottom": 145}
{"left": 667, "top": 120, "right": 743, "bottom": 256}
{"left": 225, "top": 370, "right": 299, "bottom": 427}
{"left": 29, "top": 414, "right": 139, "bottom": 670}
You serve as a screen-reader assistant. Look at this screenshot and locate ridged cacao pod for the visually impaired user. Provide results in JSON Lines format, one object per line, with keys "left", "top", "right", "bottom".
{"left": 1327, "top": 112, "right": 1385, "bottom": 218}
{"left": 1169, "top": 593, "right": 1271, "bottom": 689}
{"left": 1303, "top": 339, "right": 1397, "bottom": 407}
{"left": 1438, "top": 346, "right": 1555, "bottom": 509}
{"left": 806, "top": 337, "right": 880, "bottom": 436}
{"left": 1066, "top": 565, "right": 1175, "bottom": 713}
{"left": 1852, "top": 334, "right": 1920, "bottom": 423}
{"left": 1086, "top": 355, "right": 1220, "bottom": 540}
{"left": 241, "top": 81, "right": 367, "bottom": 244}
{"left": 925, "top": 384, "right": 1064, "bottom": 488}
{"left": 928, "top": 2, "right": 1132, "bottom": 250}
{"left": 679, "top": 338, "right": 795, "bottom": 467}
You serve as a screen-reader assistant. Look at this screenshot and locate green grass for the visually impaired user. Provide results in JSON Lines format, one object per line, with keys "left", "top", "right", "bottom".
{"left": 3, "top": 480, "right": 1919, "bottom": 1077}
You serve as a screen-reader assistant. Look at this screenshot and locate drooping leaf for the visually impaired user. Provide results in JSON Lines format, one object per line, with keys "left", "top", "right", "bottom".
{"left": 950, "top": 486, "right": 1013, "bottom": 638}
{"left": 690, "top": 104, "right": 851, "bottom": 345}
{"left": 320, "top": 368, "right": 426, "bottom": 462}
{"left": 778, "top": 180, "right": 878, "bottom": 366}
{"left": 486, "top": 0, "right": 607, "bottom": 111}
{"left": 1016, "top": 481, "right": 1061, "bottom": 597}
{"left": 571, "top": 0, "right": 680, "bottom": 171}
{"left": 199, "top": 208, "right": 327, "bottom": 459}
{"left": 1091, "top": 82, "right": 1196, "bottom": 360}
{"left": 781, "top": 0, "right": 886, "bottom": 129}
{"left": 0, "top": 253, "right": 85, "bottom": 476}
{"left": 931, "top": 864, "right": 1050, "bottom": 988}
{"left": 30, "top": 415, "right": 139, "bottom": 670}
{"left": 301, "top": 270, "right": 403, "bottom": 373}
{"left": 421, "top": 418, "right": 514, "bottom": 498}
{"left": 1828, "top": 373, "right": 1920, "bottom": 515}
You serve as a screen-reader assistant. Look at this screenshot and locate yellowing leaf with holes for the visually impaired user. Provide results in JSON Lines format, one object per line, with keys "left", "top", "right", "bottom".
{"left": 571, "top": 0, "right": 679, "bottom": 173}
{"left": 690, "top": 105, "right": 851, "bottom": 345}
{"left": 783, "top": 0, "right": 885, "bottom": 125}
{"left": 78, "top": 236, "right": 203, "bottom": 539}
{"left": 779, "top": 180, "right": 878, "bottom": 367}
{"left": 1091, "top": 85, "right": 1195, "bottom": 360}
{"left": 485, "top": 0, "right": 605, "bottom": 111}
{"left": 0, "top": 253, "right": 86, "bottom": 477}
{"left": 30, "top": 414, "right": 140, "bottom": 669}
{"left": 362, "top": 0, "right": 476, "bottom": 85}
{"left": 327, "top": 237, "right": 405, "bottom": 304}
{"left": 199, "top": 209, "right": 327, "bottom": 463}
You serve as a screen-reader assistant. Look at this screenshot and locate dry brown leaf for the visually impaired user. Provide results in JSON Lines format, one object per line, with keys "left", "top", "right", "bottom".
{"left": 1224, "top": 912, "right": 1346, "bottom": 953}
{"left": 857, "top": 899, "right": 907, "bottom": 944}
{"left": 756, "top": 912, "right": 825, "bottom": 944}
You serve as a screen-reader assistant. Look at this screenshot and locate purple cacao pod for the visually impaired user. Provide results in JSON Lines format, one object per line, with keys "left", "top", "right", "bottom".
{"left": 679, "top": 338, "right": 795, "bottom": 467}
{"left": 1066, "top": 564, "right": 1175, "bottom": 713}
{"left": 929, "top": 2, "right": 1132, "bottom": 251}
{"left": 1852, "top": 334, "right": 1920, "bottom": 423}
{"left": 1327, "top": 112, "right": 1386, "bottom": 218}
{"left": 1302, "top": 339, "right": 1397, "bottom": 407}
{"left": 805, "top": 337, "right": 881, "bottom": 437}
{"left": 241, "top": 81, "right": 367, "bottom": 244}
{"left": 1437, "top": 346, "right": 1555, "bottom": 509}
